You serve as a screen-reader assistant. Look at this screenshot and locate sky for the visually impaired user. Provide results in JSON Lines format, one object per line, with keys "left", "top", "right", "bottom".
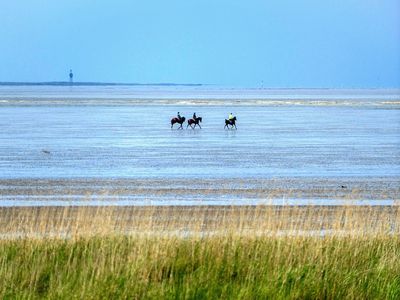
{"left": 0, "top": 0, "right": 399, "bottom": 87}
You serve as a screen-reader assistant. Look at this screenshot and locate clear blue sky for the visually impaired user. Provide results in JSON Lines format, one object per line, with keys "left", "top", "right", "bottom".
{"left": 1, "top": 0, "right": 399, "bottom": 87}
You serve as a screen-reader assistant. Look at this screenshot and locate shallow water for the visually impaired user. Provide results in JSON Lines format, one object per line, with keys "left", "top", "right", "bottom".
{"left": 0, "top": 86, "right": 399, "bottom": 206}
{"left": 1, "top": 85, "right": 399, "bottom": 100}
{"left": 0, "top": 105, "right": 399, "bottom": 178}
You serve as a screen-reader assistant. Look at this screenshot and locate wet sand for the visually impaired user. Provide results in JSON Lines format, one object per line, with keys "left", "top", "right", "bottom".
{"left": 1, "top": 177, "right": 399, "bottom": 206}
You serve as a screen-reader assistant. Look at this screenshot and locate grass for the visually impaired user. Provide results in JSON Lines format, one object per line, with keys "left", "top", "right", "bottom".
{"left": 0, "top": 205, "right": 399, "bottom": 299}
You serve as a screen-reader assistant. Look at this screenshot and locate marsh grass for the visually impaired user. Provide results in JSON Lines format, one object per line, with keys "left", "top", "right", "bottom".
{"left": 0, "top": 205, "right": 399, "bottom": 299}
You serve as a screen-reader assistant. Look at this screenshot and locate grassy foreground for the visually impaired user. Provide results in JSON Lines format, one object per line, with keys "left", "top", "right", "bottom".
{"left": 0, "top": 206, "right": 399, "bottom": 299}
{"left": 1, "top": 236, "right": 399, "bottom": 299}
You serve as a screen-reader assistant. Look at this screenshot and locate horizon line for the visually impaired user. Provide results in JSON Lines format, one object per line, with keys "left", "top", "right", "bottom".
{"left": 0, "top": 81, "right": 205, "bottom": 87}
{"left": 0, "top": 81, "right": 399, "bottom": 90}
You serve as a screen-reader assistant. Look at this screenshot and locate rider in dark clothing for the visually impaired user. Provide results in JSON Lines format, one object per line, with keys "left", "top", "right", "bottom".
{"left": 177, "top": 112, "right": 181, "bottom": 121}
{"left": 193, "top": 112, "right": 197, "bottom": 120}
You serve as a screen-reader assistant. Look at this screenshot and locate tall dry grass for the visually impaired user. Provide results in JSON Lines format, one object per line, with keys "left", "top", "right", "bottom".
{"left": 0, "top": 205, "right": 398, "bottom": 238}
{"left": 0, "top": 205, "right": 399, "bottom": 298}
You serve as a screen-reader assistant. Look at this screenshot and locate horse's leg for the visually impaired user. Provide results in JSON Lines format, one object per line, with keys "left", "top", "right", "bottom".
{"left": 186, "top": 123, "right": 190, "bottom": 129}
{"left": 198, "top": 123, "right": 201, "bottom": 129}
{"left": 171, "top": 121, "right": 174, "bottom": 129}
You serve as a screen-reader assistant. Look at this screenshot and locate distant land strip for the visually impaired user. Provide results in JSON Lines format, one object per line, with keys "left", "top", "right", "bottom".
{"left": 0, "top": 82, "right": 204, "bottom": 86}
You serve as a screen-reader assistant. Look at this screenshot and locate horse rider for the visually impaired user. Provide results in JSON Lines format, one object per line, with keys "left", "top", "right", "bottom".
{"left": 193, "top": 112, "right": 197, "bottom": 120}
{"left": 177, "top": 112, "right": 182, "bottom": 121}
{"left": 228, "top": 113, "right": 234, "bottom": 121}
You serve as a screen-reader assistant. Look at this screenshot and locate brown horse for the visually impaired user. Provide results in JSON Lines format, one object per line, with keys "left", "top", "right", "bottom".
{"left": 171, "top": 116, "right": 186, "bottom": 129}
{"left": 187, "top": 117, "right": 202, "bottom": 129}
{"left": 224, "top": 116, "right": 237, "bottom": 129}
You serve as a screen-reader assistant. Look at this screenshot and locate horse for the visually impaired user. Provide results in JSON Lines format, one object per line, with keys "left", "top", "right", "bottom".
{"left": 171, "top": 116, "right": 186, "bottom": 129}
{"left": 187, "top": 117, "right": 202, "bottom": 129}
{"left": 224, "top": 116, "right": 237, "bottom": 129}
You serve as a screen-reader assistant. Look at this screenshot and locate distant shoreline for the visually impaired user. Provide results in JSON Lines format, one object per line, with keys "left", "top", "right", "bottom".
{"left": 0, "top": 82, "right": 204, "bottom": 87}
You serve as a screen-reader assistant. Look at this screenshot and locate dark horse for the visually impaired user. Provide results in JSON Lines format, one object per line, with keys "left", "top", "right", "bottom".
{"left": 187, "top": 117, "right": 202, "bottom": 129}
{"left": 224, "top": 116, "right": 237, "bottom": 129}
{"left": 171, "top": 116, "right": 186, "bottom": 129}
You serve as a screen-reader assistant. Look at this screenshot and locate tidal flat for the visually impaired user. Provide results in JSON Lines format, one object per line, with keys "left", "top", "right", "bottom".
{"left": 1, "top": 90, "right": 399, "bottom": 181}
